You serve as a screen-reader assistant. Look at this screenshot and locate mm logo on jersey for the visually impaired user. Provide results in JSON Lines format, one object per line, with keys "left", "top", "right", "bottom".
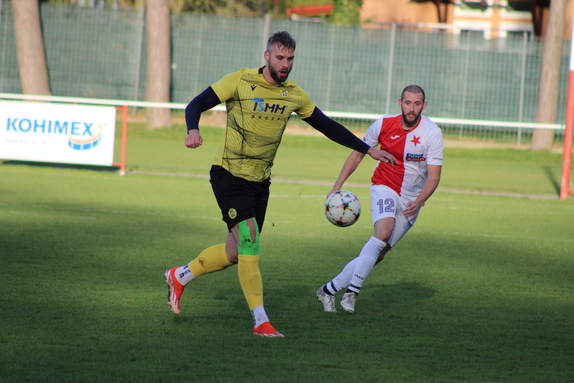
{"left": 406, "top": 153, "right": 426, "bottom": 162}
{"left": 252, "top": 98, "right": 287, "bottom": 115}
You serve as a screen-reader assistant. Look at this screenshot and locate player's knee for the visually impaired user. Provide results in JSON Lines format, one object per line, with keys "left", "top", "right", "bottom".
{"left": 374, "top": 233, "right": 391, "bottom": 243}
{"left": 374, "top": 217, "right": 394, "bottom": 240}
{"left": 373, "top": 230, "right": 392, "bottom": 243}
{"left": 237, "top": 219, "right": 260, "bottom": 255}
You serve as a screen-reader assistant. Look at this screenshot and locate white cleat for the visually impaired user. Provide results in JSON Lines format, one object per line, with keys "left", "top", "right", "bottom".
{"left": 340, "top": 292, "right": 357, "bottom": 313}
{"left": 316, "top": 288, "right": 336, "bottom": 312}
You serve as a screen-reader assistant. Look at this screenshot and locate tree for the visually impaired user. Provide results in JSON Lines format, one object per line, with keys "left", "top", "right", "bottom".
{"left": 531, "top": 0, "right": 567, "bottom": 151}
{"left": 169, "top": 0, "right": 263, "bottom": 15}
{"left": 12, "top": 0, "right": 51, "bottom": 95}
{"left": 331, "top": 0, "right": 362, "bottom": 25}
{"left": 145, "top": 0, "right": 172, "bottom": 129}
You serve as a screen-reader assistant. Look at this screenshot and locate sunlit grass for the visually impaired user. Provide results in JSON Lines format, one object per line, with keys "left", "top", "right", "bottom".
{"left": 1, "top": 126, "right": 572, "bottom": 382}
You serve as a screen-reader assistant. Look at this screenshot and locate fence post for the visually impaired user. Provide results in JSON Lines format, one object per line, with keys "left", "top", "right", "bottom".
{"left": 560, "top": 20, "right": 574, "bottom": 200}
{"left": 517, "top": 30, "right": 528, "bottom": 145}
{"left": 459, "top": 33, "right": 470, "bottom": 139}
{"left": 324, "top": 25, "right": 336, "bottom": 111}
{"left": 119, "top": 104, "right": 128, "bottom": 176}
{"left": 192, "top": 15, "right": 205, "bottom": 93}
{"left": 384, "top": 23, "right": 396, "bottom": 115}
{"left": 0, "top": 0, "right": 3, "bottom": 37}
{"left": 261, "top": 13, "right": 270, "bottom": 66}
{"left": 132, "top": 6, "right": 145, "bottom": 116}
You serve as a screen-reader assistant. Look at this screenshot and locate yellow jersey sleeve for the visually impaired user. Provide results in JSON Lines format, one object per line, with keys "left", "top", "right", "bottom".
{"left": 294, "top": 87, "right": 315, "bottom": 119}
{"left": 211, "top": 70, "right": 243, "bottom": 102}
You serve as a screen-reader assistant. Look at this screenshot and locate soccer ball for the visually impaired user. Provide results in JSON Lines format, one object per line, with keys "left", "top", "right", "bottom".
{"left": 324, "top": 190, "right": 361, "bottom": 227}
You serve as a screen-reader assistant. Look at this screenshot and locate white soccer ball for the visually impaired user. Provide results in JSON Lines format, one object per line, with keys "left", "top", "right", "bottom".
{"left": 325, "top": 190, "right": 361, "bottom": 227}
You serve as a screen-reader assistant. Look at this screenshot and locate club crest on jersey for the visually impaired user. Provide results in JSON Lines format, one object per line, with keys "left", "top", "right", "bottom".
{"left": 281, "top": 90, "right": 288, "bottom": 96}
{"left": 406, "top": 153, "right": 425, "bottom": 162}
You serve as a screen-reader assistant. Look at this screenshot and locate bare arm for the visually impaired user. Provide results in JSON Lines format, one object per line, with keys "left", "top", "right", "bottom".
{"left": 367, "top": 147, "right": 396, "bottom": 165}
{"left": 329, "top": 150, "right": 367, "bottom": 196}
{"left": 403, "top": 164, "right": 442, "bottom": 218}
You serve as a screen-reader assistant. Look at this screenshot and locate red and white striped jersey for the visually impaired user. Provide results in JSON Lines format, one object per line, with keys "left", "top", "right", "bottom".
{"left": 363, "top": 114, "right": 443, "bottom": 198}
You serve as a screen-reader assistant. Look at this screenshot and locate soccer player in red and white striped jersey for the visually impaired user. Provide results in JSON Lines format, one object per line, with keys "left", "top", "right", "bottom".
{"left": 316, "top": 85, "right": 443, "bottom": 313}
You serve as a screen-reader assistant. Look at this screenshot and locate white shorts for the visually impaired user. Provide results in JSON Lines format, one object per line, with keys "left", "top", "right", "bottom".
{"left": 370, "top": 185, "right": 420, "bottom": 247}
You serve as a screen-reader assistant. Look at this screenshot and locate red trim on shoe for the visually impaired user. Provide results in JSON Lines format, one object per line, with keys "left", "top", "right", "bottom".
{"left": 253, "top": 322, "right": 284, "bottom": 337}
{"left": 165, "top": 267, "right": 185, "bottom": 315}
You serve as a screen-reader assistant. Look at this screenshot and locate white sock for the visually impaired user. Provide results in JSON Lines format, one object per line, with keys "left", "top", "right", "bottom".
{"left": 347, "top": 237, "right": 387, "bottom": 294}
{"left": 329, "top": 257, "right": 359, "bottom": 293}
{"left": 175, "top": 264, "right": 195, "bottom": 285}
{"left": 251, "top": 306, "right": 270, "bottom": 327}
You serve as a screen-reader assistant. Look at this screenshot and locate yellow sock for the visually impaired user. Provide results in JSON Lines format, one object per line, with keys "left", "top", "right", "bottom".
{"left": 188, "top": 244, "right": 232, "bottom": 278}
{"left": 237, "top": 254, "right": 263, "bottom": 310}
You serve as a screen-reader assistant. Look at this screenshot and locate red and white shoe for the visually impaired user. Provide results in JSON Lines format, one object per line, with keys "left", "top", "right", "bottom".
{"left": 164, "top": 267, "right": 185, "bottom": 315}
{"left": 253, "top": 322, "right": 284, "bottom": 337}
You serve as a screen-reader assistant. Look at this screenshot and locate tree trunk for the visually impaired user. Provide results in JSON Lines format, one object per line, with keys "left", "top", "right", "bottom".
{"left": 12, "top": 0, "right": 51, "bottom": 95}
{"left": 531, "top": 0, "right": 567, "bottom": 151}
{"left": 145, "top": 0, "right": 172, "bottom": 129}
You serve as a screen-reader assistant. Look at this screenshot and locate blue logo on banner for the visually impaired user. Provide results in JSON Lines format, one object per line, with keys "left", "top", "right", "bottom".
{"left": 67, "top": 126, "right": 103, "bottom": 151}
{"left": 6, "top": 118, "right": 104, "bottom": 151}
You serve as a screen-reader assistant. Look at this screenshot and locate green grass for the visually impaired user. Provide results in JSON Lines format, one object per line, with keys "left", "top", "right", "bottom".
{"left": 1, "top": 125, "right": 573, "bottom": 382}
{"left": 123, "top": 123, "right": 569, "bottom": 196}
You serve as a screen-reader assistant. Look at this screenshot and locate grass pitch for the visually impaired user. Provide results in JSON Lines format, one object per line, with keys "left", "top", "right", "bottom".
{"left": 1, "top": 124, "right": 573, "bottom": 382}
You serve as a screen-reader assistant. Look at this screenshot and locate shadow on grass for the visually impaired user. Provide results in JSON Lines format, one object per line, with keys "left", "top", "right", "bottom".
{"left": 366, "top": 281, "right": 437, "bottom": 305}
{"left": 542, "top": 165, "right": 561, "bottom": 195}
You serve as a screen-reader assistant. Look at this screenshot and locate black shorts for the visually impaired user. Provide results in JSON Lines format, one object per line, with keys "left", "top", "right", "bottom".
{"left": 209, "top": 165, "right": 270, "bottom": 232}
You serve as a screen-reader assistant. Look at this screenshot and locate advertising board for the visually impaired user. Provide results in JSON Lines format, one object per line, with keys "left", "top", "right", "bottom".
{"left": 0, "top": 100, "right": 116, "bottom": 166}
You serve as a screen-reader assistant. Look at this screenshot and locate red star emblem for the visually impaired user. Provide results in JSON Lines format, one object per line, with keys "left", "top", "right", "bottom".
{"left": 410, "top": 135, "right": 421, "bottom": 146}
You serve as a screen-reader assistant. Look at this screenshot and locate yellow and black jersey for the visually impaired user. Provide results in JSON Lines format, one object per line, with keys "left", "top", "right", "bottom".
{"left": 211, "top": 67, "right": 316, "bottom": 182}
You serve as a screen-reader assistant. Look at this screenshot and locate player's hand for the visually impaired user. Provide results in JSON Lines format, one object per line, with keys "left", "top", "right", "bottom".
{"left": 403, "top": 201, "right": 421, "bottom": 219}
{"left": 185, "top": 130, "right": 203, "bottom": 149}
{"left": 326, "top": 188, "right": 338, "bottom": 200}
{"left": 367, "top": 148, "right": 397, "bottom": 165}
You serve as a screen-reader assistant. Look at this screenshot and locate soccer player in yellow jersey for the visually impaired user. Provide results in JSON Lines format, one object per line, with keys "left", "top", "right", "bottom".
{"left": 164, "top": 31, "right": 394, "bottom": 337}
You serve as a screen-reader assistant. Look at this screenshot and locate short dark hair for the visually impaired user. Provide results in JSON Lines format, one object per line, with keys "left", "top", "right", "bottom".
{"left": 401, "top": 85, "right": 425, "bottom": 102}
{"left": 267, "top": 31, "right": 296, "bottom": 52}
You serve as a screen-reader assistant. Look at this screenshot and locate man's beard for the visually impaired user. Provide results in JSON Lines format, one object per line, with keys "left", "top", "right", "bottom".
{"left": 402, "top": 112, "right": 420, "bottom": 128}
{"left": 269, "top": 65, "right": 289, "bottom": 84}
